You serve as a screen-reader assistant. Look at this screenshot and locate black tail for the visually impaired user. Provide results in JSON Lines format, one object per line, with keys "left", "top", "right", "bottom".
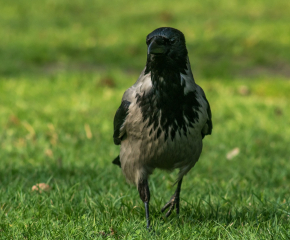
{"left": 112, "top": 155, "right": 121, "bottom": 168}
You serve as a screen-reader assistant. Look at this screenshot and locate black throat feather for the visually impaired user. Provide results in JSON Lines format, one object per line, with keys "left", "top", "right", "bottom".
{"left": 136, "top": 55, "right": 201, "bottom": 141}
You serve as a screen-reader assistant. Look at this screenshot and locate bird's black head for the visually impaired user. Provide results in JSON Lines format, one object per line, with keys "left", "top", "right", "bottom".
{"left": 145, "top": 27, "right": 188, "bottom": 75}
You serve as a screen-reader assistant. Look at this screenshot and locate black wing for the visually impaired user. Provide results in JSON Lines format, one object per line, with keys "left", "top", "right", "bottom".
{"left": 201, "top": 96, "right": 213, "bottom": 139}
{"left": 112, "top": 155, "right": 121, "bottom": 167}
{"left": 113, "top": 100, "right": 131, "bottom": 145}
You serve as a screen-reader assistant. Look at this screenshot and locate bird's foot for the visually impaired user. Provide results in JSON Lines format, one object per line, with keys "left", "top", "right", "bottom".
{"left": 161, "top": 192, "right": 180, "bottom": 217}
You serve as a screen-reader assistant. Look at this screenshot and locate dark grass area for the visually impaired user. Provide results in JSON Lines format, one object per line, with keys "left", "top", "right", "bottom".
{"left": 1, "top": 0, "right": 290, "bottom": 78}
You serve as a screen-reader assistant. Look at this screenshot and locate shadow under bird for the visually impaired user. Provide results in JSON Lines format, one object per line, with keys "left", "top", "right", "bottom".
{"left": 112, "top": 27, "right": 212, "bottom": 228}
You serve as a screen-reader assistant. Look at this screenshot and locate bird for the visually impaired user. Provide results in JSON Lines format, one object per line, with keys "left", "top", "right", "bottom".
{"left": 112, "top": 27, "right": 212, "bottom": 228}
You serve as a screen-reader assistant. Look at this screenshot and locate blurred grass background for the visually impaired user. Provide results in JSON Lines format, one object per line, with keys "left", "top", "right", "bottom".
{"left": 1, "top": 0, "right": 290, "bottom": 239}
{"left": 1, "top": 0, "right": 290, "bottom": 78}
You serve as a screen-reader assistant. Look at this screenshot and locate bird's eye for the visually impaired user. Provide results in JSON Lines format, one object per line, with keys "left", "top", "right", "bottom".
{"left": 170, "top": 38, "right": 176, "bottom": 44}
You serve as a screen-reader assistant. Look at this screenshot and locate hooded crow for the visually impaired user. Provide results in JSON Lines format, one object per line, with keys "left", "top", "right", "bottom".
{"left": 113, "top": 27, "right": 212, "bottom": 228}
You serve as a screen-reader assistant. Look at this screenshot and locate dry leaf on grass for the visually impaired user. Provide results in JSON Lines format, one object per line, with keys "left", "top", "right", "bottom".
{"left": 32, "top": 183, "right": 51, "bottom": 193}
{"left": 238, "top": 85, "right": 251, "bottom": 96}
{"left": 97, "top": 228, "right": 116, "bottom": 237}
{"left": 45, "top": 149, "right": 54, "bottom": 158}
{"left": 84, "top": 123, "right": 92, "bottom": 139}
{"left": 99, "top": 77, "right": 116, "bottom": 88}
{"left": 226, "top": 147, "right": 240, "bottom": 160}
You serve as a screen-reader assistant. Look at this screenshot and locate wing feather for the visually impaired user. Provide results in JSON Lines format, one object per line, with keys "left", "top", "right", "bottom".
{"left": 197, "top": 86, "right": 212, "bottom": 138}
{"left": 113, "top": 100, "right": 131, "bottom": 145}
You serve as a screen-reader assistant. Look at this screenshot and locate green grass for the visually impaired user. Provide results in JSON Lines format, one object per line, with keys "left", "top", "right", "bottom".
{"left": 1, "top": 0, "right": 290, "bottom": 78}
{"left": 1, "top": 0, "right": 290, "bottom": 239}
{"left": 1, "top": 74, "right": 290, "bottom": 239}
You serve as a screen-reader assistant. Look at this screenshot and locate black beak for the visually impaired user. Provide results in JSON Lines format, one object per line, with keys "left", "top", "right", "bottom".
{"left": 148, "top": 37, "right": 167, "bottom": 55}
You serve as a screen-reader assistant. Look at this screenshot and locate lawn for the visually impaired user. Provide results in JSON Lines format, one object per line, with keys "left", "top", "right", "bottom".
{"left": 1, "top": 0, "right": 290, "bottom": 239}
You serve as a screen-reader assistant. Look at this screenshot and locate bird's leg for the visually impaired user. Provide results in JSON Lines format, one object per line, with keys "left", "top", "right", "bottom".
{"left": 138, "top": 179, "right": 151, "bottom": 228}
{"left": 161, "top": 178, "right": 183, "bottom": 217}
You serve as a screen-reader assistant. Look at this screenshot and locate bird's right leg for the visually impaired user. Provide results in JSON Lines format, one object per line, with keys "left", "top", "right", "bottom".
{"left": 138, "top": 179, "right": 151, "bottom": 228}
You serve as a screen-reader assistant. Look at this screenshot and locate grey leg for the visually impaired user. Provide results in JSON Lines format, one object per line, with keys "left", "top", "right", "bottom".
{"left": 138, "top": 179, "right": 151, "bottom": 228}
{"left": 161, "top": 178, "right": 183, "bottom": 217}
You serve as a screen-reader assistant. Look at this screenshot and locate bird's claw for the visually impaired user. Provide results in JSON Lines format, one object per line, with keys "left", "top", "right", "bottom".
{"left": 161, "top": 193, "right": 180, "bottom": 217}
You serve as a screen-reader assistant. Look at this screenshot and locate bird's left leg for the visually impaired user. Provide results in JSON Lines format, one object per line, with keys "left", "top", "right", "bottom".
{"left": 138, "top": 179, "right": 151, "bottom": 228}
{"left": 161, "top": 177, "right": 183, "bottom": 217}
